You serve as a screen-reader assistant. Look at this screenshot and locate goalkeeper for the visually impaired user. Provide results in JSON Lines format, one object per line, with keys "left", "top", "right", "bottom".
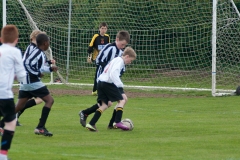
{"left": 87, "top": 22, "right": 110, "bottom": 96}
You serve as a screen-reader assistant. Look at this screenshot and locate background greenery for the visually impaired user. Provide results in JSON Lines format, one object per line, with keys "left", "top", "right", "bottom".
{"left": 2, "top": 1, "right": 240, "bottom": 91}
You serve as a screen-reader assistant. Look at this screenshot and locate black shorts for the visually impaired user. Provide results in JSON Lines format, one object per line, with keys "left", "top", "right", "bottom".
{"left": 18, "top": 86, "right": 50, "bottom": 99}
{"left": 0, "top": 99, "right": 16, "bottom": 122}
{"left": 97, "top": 81, "right": 123, "bottom": 105}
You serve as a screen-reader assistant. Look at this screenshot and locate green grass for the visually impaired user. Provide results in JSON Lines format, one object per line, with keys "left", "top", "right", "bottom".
{"left": 7, "top": 87, "right": 240, "bottom": 160}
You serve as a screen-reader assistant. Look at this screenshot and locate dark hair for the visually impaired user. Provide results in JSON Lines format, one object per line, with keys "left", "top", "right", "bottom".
{"left": 36, "top": 33, "right": 49, "bottom": 46}
{"left": 116, "top": 30, "right": 130, "bottom": 43}
{"left": 99, "top": 22, "right": 108, "bottom": 28}
{"left": 1, "top": 25, "right": 19, "bottom": 43}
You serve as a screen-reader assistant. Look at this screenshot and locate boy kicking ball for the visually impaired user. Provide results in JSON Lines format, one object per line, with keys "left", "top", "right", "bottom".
{"left": 86, "top": 47, "right": 137, "bottom": 131}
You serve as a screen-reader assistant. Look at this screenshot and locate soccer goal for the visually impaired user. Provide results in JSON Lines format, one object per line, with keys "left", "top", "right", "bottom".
{"left": 3, "top": 0, "right": 240, "bottom": 96}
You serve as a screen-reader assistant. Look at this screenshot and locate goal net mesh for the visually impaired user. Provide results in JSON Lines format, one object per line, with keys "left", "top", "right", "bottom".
{"left": 5, "top": 0, "right": 240, "bottom": 93}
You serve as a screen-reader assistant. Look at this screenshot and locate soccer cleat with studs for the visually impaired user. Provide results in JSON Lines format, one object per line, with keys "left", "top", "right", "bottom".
{"left": 34, "top": 127, "right": 53, "bottom": 136}
{"left": 91, "top": 91, "right": 97, "bottom": 96}
{"left": 79, "top": 111, "right": 88, "bottom": 127}
{"left": 115, "top": 122, "right": 129, "bottom": 130}
{"left": 86, "top": 124, "right": 98, "bottom": 132}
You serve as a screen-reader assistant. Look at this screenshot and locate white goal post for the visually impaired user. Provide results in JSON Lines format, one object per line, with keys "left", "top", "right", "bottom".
{"left": 3, "top": 0, "right": 240, "bottom": 96}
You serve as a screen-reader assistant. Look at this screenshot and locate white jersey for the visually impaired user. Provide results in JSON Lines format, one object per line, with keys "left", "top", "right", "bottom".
{"left": 0, "top": 44, "right": 26, "bottom": 98}
{"left": 98, "top": 57, "right": 125, "bottom": 88}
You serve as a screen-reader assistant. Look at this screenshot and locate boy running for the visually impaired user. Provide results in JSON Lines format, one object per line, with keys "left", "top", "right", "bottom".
{"left": 17, "top": 30, "right": 45, "bottom": 126}
{"left": 15, "top": 33, "right": 57, "bottom": 136}
{"left": 0, "top": 25, "right": 26, "bottom": 160}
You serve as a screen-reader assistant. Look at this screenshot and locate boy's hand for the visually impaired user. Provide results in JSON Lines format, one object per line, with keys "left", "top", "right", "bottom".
{"left": 39, "top": 73, "right": 44, "bottom": 78}
{"left": 51, "top": 59, "right": 56, "bottom": 65}
{"left": 87, "top": 53, "right": 92, "bottom": 63}
{"left": 51, "top": 66, "right": 58, "bottom": 72}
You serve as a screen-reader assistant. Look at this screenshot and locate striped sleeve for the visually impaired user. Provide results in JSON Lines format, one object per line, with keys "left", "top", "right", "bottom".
{"left": 23, "top": 43, "right": 37, "bottom": 60}
{"left": 95, "top": 43, "right": 122, "bottom": 66}
{"left": 23, "top": 48, "right": 42, "bottom": 76}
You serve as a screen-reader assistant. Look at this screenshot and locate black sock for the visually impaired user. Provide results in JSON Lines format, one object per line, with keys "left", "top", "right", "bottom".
{"left": 82, "top": 104, "right": 99, "bottom": 116}
{"left": 89, "top": 109, "right": 102, "bottom": 125}
{"left": 18, "top": 99, "right": 36, "bottom": 118}
{"left": 115, "top": 107, "right": 123, "bottom": 123}
{"left": 37, "top": 106, "right": 50, "bottom": 128}
{"left": 108, "top": 109, "right": 116, "bottom": 126}
{"left": 1, "top": 129, "right": 14, "bottom": 151}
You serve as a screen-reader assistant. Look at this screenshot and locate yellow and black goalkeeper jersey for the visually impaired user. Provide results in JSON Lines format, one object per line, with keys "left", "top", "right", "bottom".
{"left": 88, "top": 33, "right": 110, "bottom": 60}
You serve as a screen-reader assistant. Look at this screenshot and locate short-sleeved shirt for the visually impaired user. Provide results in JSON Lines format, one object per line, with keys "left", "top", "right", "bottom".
{"left": 88, "top": 33, "right": 110, "bottom": 60}
{"left": 0, "top": 44, "right": 26, "bottom": 99}
{"left": 95, "top": 42, "right": 123, "bottom": 68}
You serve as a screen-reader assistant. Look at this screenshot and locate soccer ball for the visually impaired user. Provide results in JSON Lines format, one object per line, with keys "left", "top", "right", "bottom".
{"left": 121, "top": 118, "right": 134, "bottom": 131}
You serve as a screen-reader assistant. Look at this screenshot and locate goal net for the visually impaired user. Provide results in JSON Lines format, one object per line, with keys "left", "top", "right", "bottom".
{"left": 4, "top": 0, "right": 240, "bottom": 95}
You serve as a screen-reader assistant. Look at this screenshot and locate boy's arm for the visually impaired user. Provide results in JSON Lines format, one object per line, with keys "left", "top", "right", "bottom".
{"left": 87, "top": 34, "right": 98, "bottom": 63}
{"left": 109, "top": 61, "right": 124, "bottom": 88}
{"left": 87, "top": 34, "right": 99, "bottom": 54}
{"left": 99, "top": 51, "right": 113, "bottom": 68}
{"left": 40, "top": 53, "right": 57, "bottom": 73}
{"left": 14, "top": 50, "right": 26, "bottom": 82}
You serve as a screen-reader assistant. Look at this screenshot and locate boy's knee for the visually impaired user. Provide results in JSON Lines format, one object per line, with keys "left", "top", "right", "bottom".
{"left": 107, "top": 101, "right": 113, "bottom": 107}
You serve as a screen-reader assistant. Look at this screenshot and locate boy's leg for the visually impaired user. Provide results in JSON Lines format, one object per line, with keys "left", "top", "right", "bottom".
{"left": 108, "top": 109, "right": 117, "bottom": 129}
{"left": 86, "top": 102, "right": 108, "bottom": 132}
{"left": 0, "top": 99, "right": 17, "bottom": 159}
{"left": 34, "top": 94, "right": 53, "bottom": 136}
{"left": 0, "top": 113, "right": 4, "bottom": 134}
{"left": 79, "top": 103, "right": 99, "bottom": 127}
{"left": 114, "top": 100, "right": 129, "bottom": 130}
{"left": 0, "top": 120, "right": 4, "bottom": 135}
{"left": 16, "top": 98, "right": 37, "bottom": 126}
{"left": 15, "top": 97, "right": 30, "bottom": 113}
{"left": 92, "top": 65, "right": 99, "bottom": 95}
{"left": 108, "top": 94, "right": 127, "bottom": 129}
{"left": 18, "top": 98, "right": 37, "bottom": 119}
{"left": 15, "top": 91, "right": 31, "bottom": 127}
{"left": 30, "top": 86, "right": 54, "bottom": 137}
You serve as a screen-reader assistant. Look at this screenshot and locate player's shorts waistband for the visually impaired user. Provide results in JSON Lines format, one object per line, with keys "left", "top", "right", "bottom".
{"left": 20, "top": 81, "right": 45, "bottom": 91}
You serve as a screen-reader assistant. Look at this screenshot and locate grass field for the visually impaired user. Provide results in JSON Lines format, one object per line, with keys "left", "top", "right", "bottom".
{"left": 6, "top": 86, "right": 240, "bottom": 160}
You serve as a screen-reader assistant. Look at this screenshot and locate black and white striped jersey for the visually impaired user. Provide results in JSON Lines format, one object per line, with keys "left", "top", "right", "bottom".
{"left": 22, "top": 46, "right": 52, "bottom": 84}
{"left": 23, "top": 43, "right": 37, "bottom": 60}
{"left": 95, "top": 42, "right": 123, "bottom": 68}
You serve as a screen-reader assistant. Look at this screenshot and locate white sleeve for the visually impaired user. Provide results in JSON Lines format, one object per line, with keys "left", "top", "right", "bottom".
{"left": 14, "top": 50, "right": 26, "bottom": 82}
{"left": 109, "top": 60, "right": 124, "bottom": 88}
